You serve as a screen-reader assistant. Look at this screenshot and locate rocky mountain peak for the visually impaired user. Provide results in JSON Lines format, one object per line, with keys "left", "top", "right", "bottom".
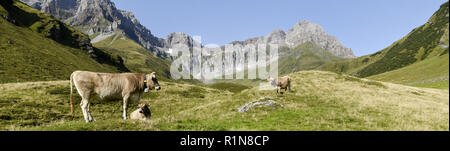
{"left": 119, "top": 10, "right": 138, "bottom": 24}
{"left": 285, "top": 20, "right": 354, "bottom": 58}
{"left": 165, "top": 32, "right": 194, "bottom": 48}
{"left": 70, "top": 0, "right": 117, "bottom": 28}
{"left": 266, "top": 29, "right": 286, "bottom": 44}
{"left": 289, "top": 20, "right": 327, "bottom": 37}
{"left": 228, "top": 20, "right": 355, "bottom": 58}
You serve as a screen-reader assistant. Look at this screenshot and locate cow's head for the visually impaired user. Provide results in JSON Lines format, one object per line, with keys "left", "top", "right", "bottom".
{"left": 138, "top": 104, "right": 151, "bottom": 115}
{"left": 267, "top": 77, "right": 276, "bottom": 86}
{"left": 135, "top": 103, "right": 151, "bottom": 120}
{"left": 144, "top": 72, "right": 161, "bottom": 92}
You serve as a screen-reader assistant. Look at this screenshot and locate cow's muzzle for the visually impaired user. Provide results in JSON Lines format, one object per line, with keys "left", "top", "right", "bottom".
{"left": 155, "top": 86, "right": 161, "bottom": 91}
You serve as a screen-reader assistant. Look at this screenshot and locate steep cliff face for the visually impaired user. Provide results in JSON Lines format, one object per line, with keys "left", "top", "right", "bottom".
{"left": 165, "top": 32, "right": 194, "bottom": 48}
{"left": 21, "top": 0, "right": 165, "bottom": 53}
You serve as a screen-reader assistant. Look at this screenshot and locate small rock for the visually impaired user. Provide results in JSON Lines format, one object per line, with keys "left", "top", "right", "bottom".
{"left": 237, "top": 97, "right": 283, "bottom": 113}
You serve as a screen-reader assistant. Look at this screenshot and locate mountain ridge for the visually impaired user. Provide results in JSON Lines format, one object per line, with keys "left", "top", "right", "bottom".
{"left": 22, "top": 0, "right": 168, "bottom": 56}
{"left": 228, "top": 20, "right": 355, "bottom": 58}
{"left": 21, "top": 0, "right": 356, "bottom": 59}
{"left": 320, "top": 1, "right": 449, "bottom": 89}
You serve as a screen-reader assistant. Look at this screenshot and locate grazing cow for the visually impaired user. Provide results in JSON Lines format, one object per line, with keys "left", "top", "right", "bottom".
{"left": 130, "top": 103, "right": 151, "bottom": 120}
{"left": 70, "top": 71, "right": 161, "bottom": 123}
{"left": 267, "top": 76, "right": 291, "bottom": 94}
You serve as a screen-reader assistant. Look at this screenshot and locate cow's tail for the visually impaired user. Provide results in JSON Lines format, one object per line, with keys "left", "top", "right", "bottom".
{"left": 70, "top": 72, "right": 75, "bottom": 116}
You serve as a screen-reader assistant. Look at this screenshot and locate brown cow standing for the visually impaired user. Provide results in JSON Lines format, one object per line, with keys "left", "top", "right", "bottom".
{"left": 267, "top": 76, "right": 291, "bottom": 94}
{"left": 70, "top": 71, "right": 160, "bottom": 123}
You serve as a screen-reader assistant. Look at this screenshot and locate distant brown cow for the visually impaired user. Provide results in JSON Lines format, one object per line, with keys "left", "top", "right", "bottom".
{"left": 130, "top": 103, "right": 151, "bottom": 120}
{"left": 267, "top": 76, "right": 291, "bottom": 94}
{"left": 70, "top": 71, "right": 161, "bottom": 123}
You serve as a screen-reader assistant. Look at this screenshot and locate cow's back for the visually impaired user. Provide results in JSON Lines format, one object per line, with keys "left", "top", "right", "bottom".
{"left": 72, "top": 71, "right": 142, "bottom": 101}
{"left": 72, "top": 71, "right": 102, "bottom": 92}
{"left": 277, "top": 76, "right": 291, "bottom": 88}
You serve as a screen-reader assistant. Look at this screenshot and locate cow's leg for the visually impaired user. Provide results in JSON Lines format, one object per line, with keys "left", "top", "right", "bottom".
{"left": 86, "top": 104, "right": 95, "bottom": 122}
{"left": 80, "top": 98, "right": 90, "bottom": 123}
{"left": 122, "top": 94, "right": 130, "bottom": 120}
{"left": 277, "top": 87, "right": 281, "bottom": 94}
{"left": 80, "top": 92, "right": 94, "bottom": 123}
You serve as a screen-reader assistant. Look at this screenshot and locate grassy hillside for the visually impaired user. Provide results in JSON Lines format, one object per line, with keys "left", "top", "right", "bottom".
{"left": 1, "top": 0, "right": 90, "bottom": 50}
{"left": 321, "top": 2, "right": 449, "bottom": 81}
{"left": 369, "top": 53, "right": 449, "bottom": 89}
{"left": 0, "top": 11, "right": 117, "bottom": 83}
{"left": 1, "top": 71, "right": 447, "bottom": 131}
{"left": 0, "top": 0, "right": 128, "bottom": 83}
{"left": 93, "top": 33, "right": 172, "bottom": 80}
{"left": 277, "top": 42, "right": 345, "bottom": 75}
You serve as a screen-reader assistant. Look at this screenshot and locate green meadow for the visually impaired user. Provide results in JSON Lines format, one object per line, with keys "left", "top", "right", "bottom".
{"left": 1, "top": 71, "right": 447, "bottom": 131}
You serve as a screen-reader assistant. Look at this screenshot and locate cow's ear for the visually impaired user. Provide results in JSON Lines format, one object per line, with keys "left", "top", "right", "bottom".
{"left": 152, "top": 72, "right": 156, "bottom": 78}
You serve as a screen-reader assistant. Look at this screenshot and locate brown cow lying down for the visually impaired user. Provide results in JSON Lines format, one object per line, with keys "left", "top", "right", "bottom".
{"left": 267, "top": 76, "right": 291, "bottom": 94}
{"left": 70, "top": 71, "right": 161, "bottom": 123}
{"left": 130, "top": 104, "right": 151, "bottom": 120}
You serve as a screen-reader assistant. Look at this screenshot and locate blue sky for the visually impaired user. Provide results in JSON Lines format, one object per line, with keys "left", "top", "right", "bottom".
{"left": 111, "top": 0, "right": 447, "bottom": 56}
